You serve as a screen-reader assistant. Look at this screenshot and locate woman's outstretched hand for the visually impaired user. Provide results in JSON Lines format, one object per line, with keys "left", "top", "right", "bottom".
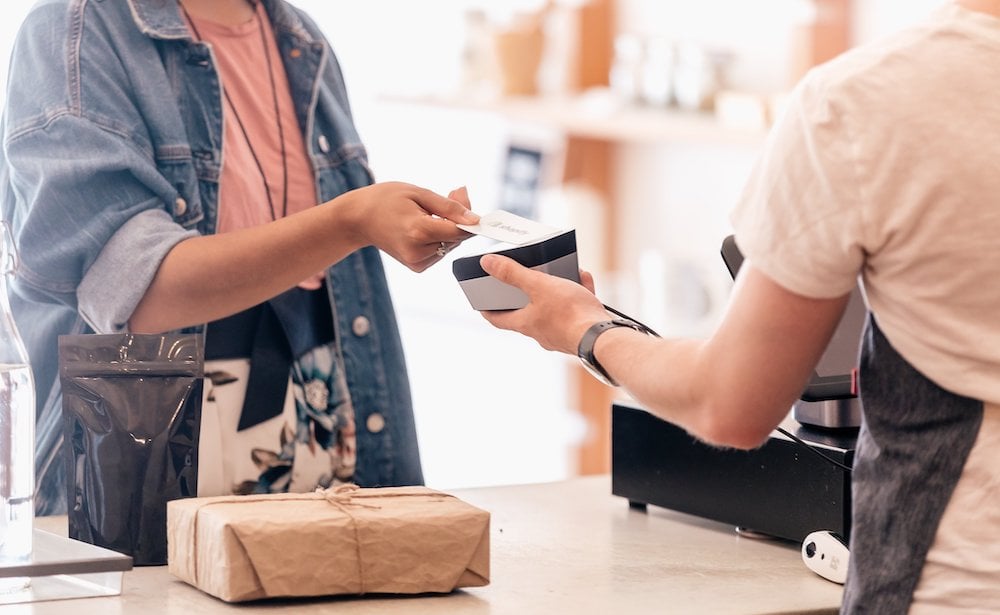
{"left": 342, "top": 182, "right": 479, "bottom": 272}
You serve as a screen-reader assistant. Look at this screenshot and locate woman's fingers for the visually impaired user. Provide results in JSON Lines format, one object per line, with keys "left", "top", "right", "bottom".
{"left": 447, "top": 186, "right": 472, "bottom": 210}
{"left": 412, "top": 186, "right": 479, "bottom": 225}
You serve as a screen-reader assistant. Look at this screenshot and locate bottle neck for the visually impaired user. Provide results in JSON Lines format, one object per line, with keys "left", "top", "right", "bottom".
{"left": 0, "top": 273, "right": 29, "bottom": 367}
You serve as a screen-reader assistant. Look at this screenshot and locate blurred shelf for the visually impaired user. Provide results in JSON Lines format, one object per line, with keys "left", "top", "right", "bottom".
{"left": 379, "top": 93, "right": 768, "bottom": 146}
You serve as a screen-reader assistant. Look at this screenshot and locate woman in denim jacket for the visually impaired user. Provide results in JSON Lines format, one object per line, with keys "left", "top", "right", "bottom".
{"left": 0, "top": 0, "right": 477, "bottom": 514}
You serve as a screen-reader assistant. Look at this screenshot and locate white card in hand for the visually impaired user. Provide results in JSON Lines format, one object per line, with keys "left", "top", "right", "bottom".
{"left": 457, "top": 210, "right": 560, "bottom": 246}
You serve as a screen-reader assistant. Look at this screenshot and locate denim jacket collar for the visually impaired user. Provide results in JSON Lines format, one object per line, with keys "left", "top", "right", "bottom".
{"left": 126, "top": 0, "right": 318, "bottom": 43}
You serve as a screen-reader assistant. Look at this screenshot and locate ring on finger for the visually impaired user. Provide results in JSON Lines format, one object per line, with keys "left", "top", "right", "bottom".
{"left": 436, "top": 242, "right": 447, "bottom": 257}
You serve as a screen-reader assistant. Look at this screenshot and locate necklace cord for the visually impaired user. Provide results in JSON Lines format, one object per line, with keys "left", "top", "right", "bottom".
{"left": 257, "top": 5, "right": 289, "bottom": 219}
{"left": 180, "top": 2, "right": 289, "bottom": 221}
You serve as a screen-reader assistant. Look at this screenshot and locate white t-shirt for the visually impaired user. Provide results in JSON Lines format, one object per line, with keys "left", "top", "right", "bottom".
{"left": 730, "top": 3, "right": 1000, "bottom": 610}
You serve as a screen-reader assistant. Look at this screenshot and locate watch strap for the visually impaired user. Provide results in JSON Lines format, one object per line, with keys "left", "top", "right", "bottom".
{"left": 577, "top": 319, "right": 645, "bottom": 387}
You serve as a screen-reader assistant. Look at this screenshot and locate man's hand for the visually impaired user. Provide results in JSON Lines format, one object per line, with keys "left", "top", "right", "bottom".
{"left": 476, "top": 255, "right": 851, "bottom": 450}
{"left": 479, "top": 253, "right": 605, "bottom": 354}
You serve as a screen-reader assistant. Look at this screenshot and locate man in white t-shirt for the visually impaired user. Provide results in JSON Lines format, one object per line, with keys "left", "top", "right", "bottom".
{"left": 476, "top": 1, "right": 1000, "bottom": 611}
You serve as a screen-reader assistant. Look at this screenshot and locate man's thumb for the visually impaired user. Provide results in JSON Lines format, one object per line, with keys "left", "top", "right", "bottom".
{"left": 481, "top": 254, "right": 523, "bottom": 287}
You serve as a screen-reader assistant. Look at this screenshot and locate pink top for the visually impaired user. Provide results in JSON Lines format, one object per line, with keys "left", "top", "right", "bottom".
{"left": 185, "top": 3, "right": 324, "bottom": 289}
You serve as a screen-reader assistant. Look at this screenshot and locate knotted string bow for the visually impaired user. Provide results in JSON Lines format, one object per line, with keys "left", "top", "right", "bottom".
{"left": 314, "top": 483, "right": 382, "bottom": 594}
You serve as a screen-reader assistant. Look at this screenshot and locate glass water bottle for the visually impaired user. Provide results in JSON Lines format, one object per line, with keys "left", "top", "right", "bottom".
{"left": 0, "top": 221, "right": 34, "bottom": 593}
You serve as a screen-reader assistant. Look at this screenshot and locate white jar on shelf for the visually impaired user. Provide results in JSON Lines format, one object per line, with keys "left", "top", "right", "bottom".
{"left": 609, "top": 33, "right": 644, "bottom": 104}
{"left": 673, "top": 42, "right": 729, "bottom": 112}
{"left": 639, "top": 36, "right": 675, "bottom": 107}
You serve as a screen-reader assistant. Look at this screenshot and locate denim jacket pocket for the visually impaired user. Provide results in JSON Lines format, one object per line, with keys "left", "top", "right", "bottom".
{"left": 315, "top": 146, "right": 374, "bottom": 202}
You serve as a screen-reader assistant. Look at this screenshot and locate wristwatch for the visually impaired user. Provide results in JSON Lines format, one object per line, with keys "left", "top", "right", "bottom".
{"left": 577, "top": 318, "right": 649, "bottom": 387}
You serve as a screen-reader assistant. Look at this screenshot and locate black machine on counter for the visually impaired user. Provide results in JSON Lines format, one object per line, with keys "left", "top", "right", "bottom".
{"left": 611, "top": 236, "right": 861, "bottom": 543}
{"left": 612, "top": 402, "right": 855, "bottom": 543}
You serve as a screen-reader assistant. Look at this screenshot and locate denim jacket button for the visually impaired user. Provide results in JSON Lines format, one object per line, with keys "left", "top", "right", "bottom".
{"left": 351, "top": 315, "right": 370, "bottom": 337}
{"left": 317, "top": 134, "right": 330, "bottom": 153}
{"left": 175, "top": 197, "right": 188, "bottom": 216}
{"left": 366, "top": 412, "right": 386, "bottom": 434}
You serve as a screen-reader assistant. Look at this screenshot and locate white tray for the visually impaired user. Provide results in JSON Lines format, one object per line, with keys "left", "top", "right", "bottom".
{"left": 0, "top": 529, "right": 133, "bottom": 605}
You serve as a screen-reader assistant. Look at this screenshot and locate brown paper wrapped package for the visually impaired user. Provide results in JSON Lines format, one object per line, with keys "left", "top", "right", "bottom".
{"left": 167, "top": 485, "right": 490, "bottom": 602}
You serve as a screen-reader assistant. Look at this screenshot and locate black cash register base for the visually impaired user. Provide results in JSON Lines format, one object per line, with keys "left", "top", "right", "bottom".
{"left": 612, "top": 235, "right": 859, "bottom": 543}
{"left": 611, "top": 400, "right": 856, "bottom": 543}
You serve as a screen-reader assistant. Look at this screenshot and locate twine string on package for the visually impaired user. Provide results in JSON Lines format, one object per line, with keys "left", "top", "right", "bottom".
{"left": 167, "top": 485, "right": 490, "bottom": 602}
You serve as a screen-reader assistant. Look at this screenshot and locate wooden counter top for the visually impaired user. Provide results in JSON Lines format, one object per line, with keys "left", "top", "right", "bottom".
{"left": 22, "top": 476, "right": 842, "bottom": 614}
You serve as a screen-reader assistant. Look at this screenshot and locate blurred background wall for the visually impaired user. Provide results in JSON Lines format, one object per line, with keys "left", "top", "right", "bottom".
{"left": 1, "top": 0, "right": 946, "bottom": 488}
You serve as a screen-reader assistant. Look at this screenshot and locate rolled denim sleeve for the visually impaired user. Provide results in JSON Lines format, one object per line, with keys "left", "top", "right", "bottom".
{"left": 78, "top": 208, "right": 196, "bottom": 333}
{"left": 2, "top": 2, "right": 201, "bottom": 333}
{"left": 5, "top": 112, "right": 198, "bottom": 332}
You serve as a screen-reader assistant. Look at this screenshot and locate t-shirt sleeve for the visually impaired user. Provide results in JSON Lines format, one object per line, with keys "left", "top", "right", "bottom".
{"left": 729, "top": 73, "right": 866, "bottom": 299}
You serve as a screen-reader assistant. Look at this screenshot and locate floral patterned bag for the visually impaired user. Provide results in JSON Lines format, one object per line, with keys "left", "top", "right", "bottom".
{"left": 199, "top": 289, "right": 357, "bottom": 496}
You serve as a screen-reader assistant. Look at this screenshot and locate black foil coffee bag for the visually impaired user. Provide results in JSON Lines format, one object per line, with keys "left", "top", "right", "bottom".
{"left": 59, "top": 333, "right": 202, "bottom": 565}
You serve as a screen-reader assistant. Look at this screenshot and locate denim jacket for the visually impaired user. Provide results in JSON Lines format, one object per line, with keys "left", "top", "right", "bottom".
{"left": 0, "top": 0, "right": 423, "bottom": 514}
